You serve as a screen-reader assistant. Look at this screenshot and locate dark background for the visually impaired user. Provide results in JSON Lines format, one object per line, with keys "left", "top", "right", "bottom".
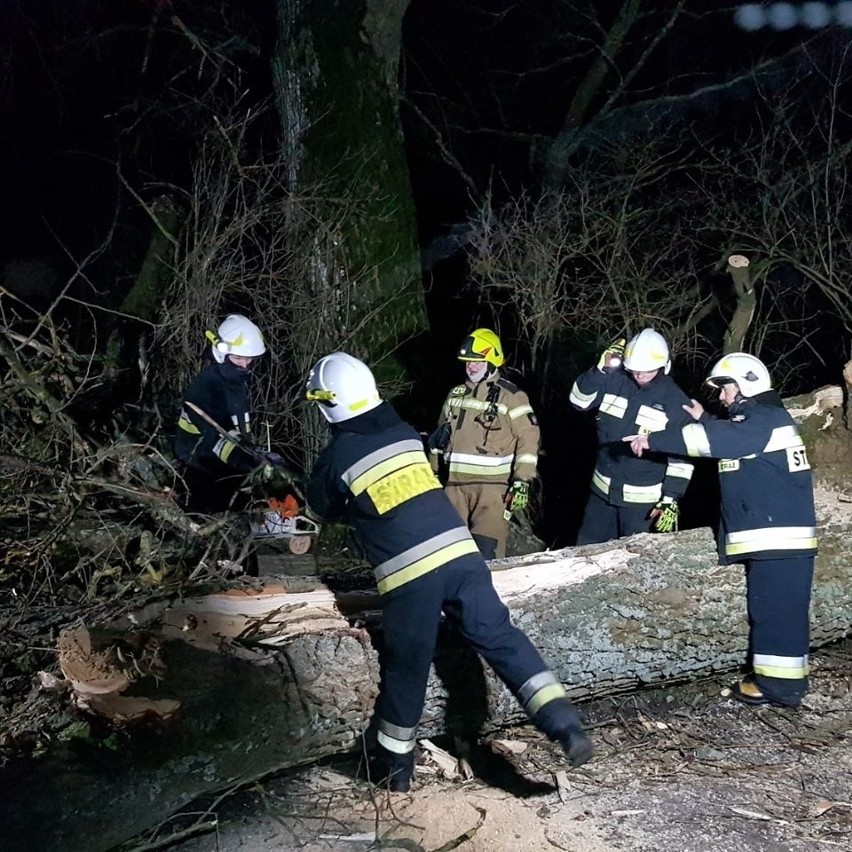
{"left": 1, "top": 0, "right": 848, "bottom": 544}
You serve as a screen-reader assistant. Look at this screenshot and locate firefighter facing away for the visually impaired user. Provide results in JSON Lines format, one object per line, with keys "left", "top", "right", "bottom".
{"left": 429, "top": 328, "right": 539, "bottom": 559}
{"left": 569, "top": 328, "right": 695, "bottom": 544}
{"left": 304, "top": 352, "right": 593, "bottom": 792}
{"left": 625, "top": 353, "right": 816, "bottom": 707}
{"left": 174, "top": 314, "right": 277, "bottom": 513}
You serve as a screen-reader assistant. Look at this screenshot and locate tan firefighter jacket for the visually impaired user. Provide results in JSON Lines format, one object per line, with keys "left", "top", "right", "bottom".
{"left": 430, "top": 370, "right": 539, "bottom": 487}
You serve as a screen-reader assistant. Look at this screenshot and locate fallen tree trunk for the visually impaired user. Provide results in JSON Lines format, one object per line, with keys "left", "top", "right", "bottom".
{"left": 3, "top": 393, "right": 852, "bottom": 851}
{"left": 4, "top": 496, "right": 852, "bottom": 851}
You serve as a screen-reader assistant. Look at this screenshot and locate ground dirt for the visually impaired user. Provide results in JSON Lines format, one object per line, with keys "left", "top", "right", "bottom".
{"left": 128, "top": 641, "right": 852, "bottom": 852}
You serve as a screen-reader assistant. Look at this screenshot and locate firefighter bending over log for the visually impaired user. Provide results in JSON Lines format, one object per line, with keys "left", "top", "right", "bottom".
{"left": 304, "top": 352, "right": 593, "bottom": 793}
{"left": 174, "top": 314, "right": 285, "bottom": 514}
{"left": 625, "top": 352, "right": 816, "bottom": 708}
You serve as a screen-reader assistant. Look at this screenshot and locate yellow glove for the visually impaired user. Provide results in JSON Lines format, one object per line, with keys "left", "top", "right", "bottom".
{"left": 503, "top": 481, "right": 530, "bottom": 520}
{"left": 650, "top": 497, "right": 679, "bottom": 533}
{"left": 597, "top": 338, "right": 626, "bottom": 373}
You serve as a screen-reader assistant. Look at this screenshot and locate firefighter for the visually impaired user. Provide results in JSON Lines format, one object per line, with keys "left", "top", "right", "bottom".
{"left": 174, "top": 314, "right": 273, "bottom": 513}
{"left": 569, "top": 328, "right": 695, "bottom": 544}
{"left": 304, "top": 352, "right": 593, "bottom": 793}
{"left": 429, "top": 328, "right": 539, "bottom": 560}
{"left": 625, "top": 353, "right": 816, "bottom": 707}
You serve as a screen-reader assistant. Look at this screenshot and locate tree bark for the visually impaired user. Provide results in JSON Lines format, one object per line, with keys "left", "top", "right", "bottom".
{"left": 5, "top": 512, "right": 852, "bottom": 849}
{"left": 271, "top": 0, "right": 426, "bottom": 387}
{"left": 2, "top": 389, "right": 850, "bottom": 852}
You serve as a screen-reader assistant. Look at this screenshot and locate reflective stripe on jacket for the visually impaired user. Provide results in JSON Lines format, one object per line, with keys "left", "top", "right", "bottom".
{"left": 174, "top": 362, "right": 256, "bottom": 473}
{"left": 431, "top": 370, "right": 539, "bottom": 487}
{"left": 306, "top": 404, "right": 481, "bottom": 596}
{"left": 569, "top": 367, "right": 695, "bottom": 506}
{"left": 647, "top": 392, "right": 817, "bottom": 561}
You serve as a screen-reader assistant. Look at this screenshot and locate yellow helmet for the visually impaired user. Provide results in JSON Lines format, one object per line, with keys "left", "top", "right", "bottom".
{"left": 457, "top": 328, "right": 505, "bottom": 368}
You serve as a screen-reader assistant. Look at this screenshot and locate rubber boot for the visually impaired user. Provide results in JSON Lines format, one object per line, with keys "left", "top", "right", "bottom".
{"left": 369, "top": 744, "right": 415, "bottom": 792}
{"left": 532, "top": 698, "right": 594, "bottom": 769}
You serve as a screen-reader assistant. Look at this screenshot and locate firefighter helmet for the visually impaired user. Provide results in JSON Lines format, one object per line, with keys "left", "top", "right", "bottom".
{"left": 207, "top": 315, "right": 266, "bottom": 364}
{"left": 457, "top": 328, "right": 505, "bottom": 368}
{"left": 705, "top": 352, "right": 772, "bottom": 397}
{"left": 305, "top": 352, "right": 382, "bottom": 423}
{"left": 623, "top": 328, "right": 671, "bottom": 374}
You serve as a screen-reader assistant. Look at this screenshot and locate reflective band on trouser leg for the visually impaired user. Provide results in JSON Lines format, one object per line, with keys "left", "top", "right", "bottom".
{"left": 377, "top": 718, "right": 418, "bottom": 754}
{"left": 753, "top": 653, "right": 809, "bottom": 679}
{"left": 725, "top": 526, "right": 818, "bottom": 557}
{"left": 374, "top": 527, "right": 479, "bottom": 595}
{"left": 747, "top": 556, "right": 813, "bottom": 704}
{"left": 517, "top": 671, "right": 567, "bottom": 716}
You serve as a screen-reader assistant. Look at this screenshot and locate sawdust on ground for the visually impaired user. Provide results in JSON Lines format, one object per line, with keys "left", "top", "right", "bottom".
{"left": 156, "top": 641, "right": 852, "bottom": 852}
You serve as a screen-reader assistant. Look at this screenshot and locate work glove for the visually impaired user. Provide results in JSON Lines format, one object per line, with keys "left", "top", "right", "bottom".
{"left": 252, "top": 448, "right": 286, "bottom": 483}
{"left": 427, "top": 422, "right": 452, "bottom": 453}
{"left": 503, "top": 480, "right": 530, "bottom": 520}
{"left": 596, "top": 338, "right": 626, "bottom": 373}
{"left": 650, "top": 497, "right": 679, "bottom": 533}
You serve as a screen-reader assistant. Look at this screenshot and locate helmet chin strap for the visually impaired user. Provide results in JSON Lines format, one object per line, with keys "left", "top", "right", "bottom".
{"left": 466, "top": 361, "right": 492, "bottom": 382}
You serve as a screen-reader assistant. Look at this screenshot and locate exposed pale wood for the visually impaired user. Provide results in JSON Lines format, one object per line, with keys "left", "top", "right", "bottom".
{"left": 3, "top": 395, "right": 851, "bottom": 852}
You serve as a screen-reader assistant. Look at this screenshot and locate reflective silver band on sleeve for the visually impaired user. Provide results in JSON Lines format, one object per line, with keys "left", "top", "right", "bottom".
{"left": 665, "top": 460, "right": 694, "bottom": 480}
{"left": 682, "top": 423, "right": 712, "bottom": 457}
{"left": 569, "top": 382, "right": 598, "bottom": 410}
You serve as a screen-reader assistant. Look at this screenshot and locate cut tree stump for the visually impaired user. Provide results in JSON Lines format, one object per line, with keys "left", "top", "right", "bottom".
{"left": 2, "top": 389, "right": 851, "bottom": 852}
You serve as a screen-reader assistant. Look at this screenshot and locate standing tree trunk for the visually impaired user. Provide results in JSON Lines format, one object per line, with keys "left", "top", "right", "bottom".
{"left": 723, "top": 254, "right": 757, "bottom": 353}
{"left": 272, "top": 0, "right": 425, "bottom": 389}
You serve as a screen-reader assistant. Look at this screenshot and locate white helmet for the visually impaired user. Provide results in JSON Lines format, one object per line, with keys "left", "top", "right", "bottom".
{"left": 706, "top": 352, "right": 772, "bottom": 397}
{"left": 207, "top": 315, "right": 266, "bottom": 364}
{"left": 305, "top": 352, "right": 382, "bottom": 423}
{"left": 622, "top": 328, "right": 671, "bottom": 374}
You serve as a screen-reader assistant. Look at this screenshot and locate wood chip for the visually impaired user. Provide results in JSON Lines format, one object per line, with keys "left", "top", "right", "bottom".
{"left": 555, "top": 769, "right": 570, "bottom": 804}
{"left": 491, "top": 738, "right": 529, "bottom": 756}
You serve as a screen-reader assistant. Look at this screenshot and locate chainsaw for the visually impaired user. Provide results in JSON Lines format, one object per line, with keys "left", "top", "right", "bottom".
{"left": 183, "top": 401, "right": 319, "bottom": 553}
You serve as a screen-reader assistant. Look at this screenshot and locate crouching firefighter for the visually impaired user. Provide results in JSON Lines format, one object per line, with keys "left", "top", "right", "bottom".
{"left": 304, "top": 352, "right": 593, "bottom": 792}
{"left": 175, "top": 314, "right": 280, "bottom": 513}
{"left": 429, "top": 328, "right": 539, "bottom": 559}
{"left": 625, "top": 353, "right": 816, "bottom": 708}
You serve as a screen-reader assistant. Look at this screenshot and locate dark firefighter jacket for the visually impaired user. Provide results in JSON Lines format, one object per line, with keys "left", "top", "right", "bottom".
{"left": 646, "top": 391, "right": 817, "bottom": 562}
{"left": 174, "top": 361, "right": 257, "bottom": 475}
{"left": 429, "top": 370, "right": 539, "bottom": 487}
{"left": 569, "top": 367, "right": 694, "bottom": 506}
{"left": 306, "top": 403, "right": 480, "bottom": 597}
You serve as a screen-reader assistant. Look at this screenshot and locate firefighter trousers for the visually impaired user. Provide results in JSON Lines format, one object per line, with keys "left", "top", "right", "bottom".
{"left": 373, "top": 554, "right": 583, "bottom": 760}
{"left": 576, "top": 491, "right": 653, "bottom": 545}
{"left": 445, "top": 483, "right": 508, "bottom": 559}
{"left": 745, "top": 556, "right": 814, "bottom": 705}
